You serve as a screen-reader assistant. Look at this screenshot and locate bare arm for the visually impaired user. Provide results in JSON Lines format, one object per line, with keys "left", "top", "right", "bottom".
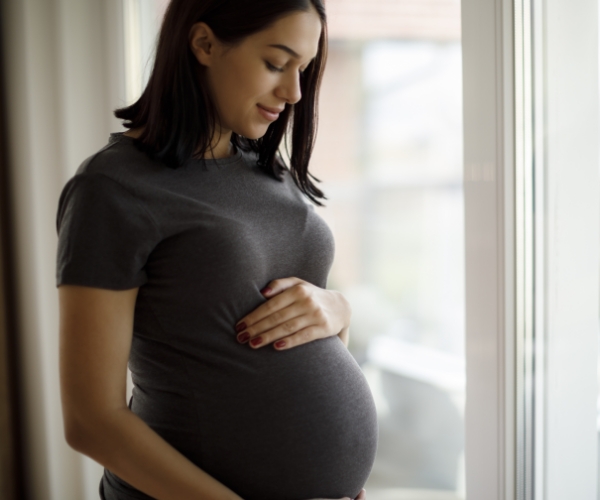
{"left": 58, "top": 284, "right": 242, "bottom": 500}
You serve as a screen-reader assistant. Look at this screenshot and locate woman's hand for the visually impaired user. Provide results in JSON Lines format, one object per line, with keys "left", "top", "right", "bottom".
{"left": 235, "top": 277, "right": 352, "bottom": 350}
{"left": 308, "top": 489, "right": 367, "bottom": 500}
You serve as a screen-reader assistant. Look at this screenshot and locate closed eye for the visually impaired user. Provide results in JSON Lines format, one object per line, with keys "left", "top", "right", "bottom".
{"left": 265, "top": 61, "right": 284, "bottom": 73}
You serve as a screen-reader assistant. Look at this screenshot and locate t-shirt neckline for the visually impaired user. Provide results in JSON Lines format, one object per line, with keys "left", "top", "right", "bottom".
{"left": 109, "top": 132, "right": 245, "bottom": 168}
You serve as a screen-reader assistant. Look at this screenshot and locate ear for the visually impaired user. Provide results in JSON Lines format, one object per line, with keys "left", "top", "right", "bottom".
{"left": 189, "top": 22, "right": 218, "bottom": 67}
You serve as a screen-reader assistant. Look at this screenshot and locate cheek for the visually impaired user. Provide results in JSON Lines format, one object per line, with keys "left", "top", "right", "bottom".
{"left": 232, "top": 62, "right": 273, "bottom": 101}
{"left": 210, "top": 73, "right": 246, "bottom": 119}
{"left": 211, "top": 59, "right": 275, "bottom": 126}
{"left": 232, "top": 82, "right": 270, "bottom": 120}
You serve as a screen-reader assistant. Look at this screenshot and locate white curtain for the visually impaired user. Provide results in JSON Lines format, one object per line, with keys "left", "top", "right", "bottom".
{"left": 1, "top": 1, "right": 126, "bottom": 498}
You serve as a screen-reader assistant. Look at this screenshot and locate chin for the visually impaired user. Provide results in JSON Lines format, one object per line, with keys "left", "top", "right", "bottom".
{"left": 232, "top": 120, "right": 273, "bottom": 140}
{"left": 245, "top": 133, "right": 266, "bottom": 140}
{"left": 238, "top": 128, "right": 270, "bottom": 141}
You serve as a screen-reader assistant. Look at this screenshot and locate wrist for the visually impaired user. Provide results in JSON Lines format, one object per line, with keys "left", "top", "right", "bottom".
{"left": 338, "top": 325, "right": 350, "bottom": 347}
{"left": 327, "top": 289, "right": 351, "bottom": 347}
{"left": 335, "top": 290, "right": 352, "bottom": 329}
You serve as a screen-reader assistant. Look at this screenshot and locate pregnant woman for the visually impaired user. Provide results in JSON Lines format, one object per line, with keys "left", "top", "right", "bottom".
{"left": 56, "top": 1, "right": 378, "bottom": 499}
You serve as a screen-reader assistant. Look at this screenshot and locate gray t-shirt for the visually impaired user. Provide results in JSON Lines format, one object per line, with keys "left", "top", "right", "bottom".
{"left": 56, "top": 133, "right": 378, "bottom": 500}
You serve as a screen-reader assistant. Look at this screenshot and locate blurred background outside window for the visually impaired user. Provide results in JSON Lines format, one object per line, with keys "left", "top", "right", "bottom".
{"left": 125, "top": 1, "right": 464, "bottom": 498}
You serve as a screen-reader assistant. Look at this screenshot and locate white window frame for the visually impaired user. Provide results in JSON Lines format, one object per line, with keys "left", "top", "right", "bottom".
{"left": 462, "top": 0, "right": 599, "bottom": 499}
{"left": 543, "top": 0, "right": 599, "bottom": 498}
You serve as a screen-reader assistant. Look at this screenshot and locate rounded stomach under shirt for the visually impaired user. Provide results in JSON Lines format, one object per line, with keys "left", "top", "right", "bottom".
{"left": 55, "top": 133, "right": 378, "bottom": 500}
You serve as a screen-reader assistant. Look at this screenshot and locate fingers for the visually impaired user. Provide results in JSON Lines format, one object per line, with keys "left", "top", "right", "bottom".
{"left": 268, "top": 325, "right": 321, "bottom": 350}
{"left": 238, "top": 309, "right": 311, "bottom": 348}
{"left": 235, "top": 282, "right": 309, "bottom": 335}
{"left": 260, "top": 276, "right": 306, "bottom": 298}
{"left": 235, "top": 283, "right": 329, "bottom": 349}
{"left": 234, "top": 296, "right": 296, "bottom": 346}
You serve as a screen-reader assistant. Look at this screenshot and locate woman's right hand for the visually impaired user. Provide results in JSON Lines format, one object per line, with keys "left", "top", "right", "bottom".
{"left": 309, "top": 488, "right": 367, "bottom": 500}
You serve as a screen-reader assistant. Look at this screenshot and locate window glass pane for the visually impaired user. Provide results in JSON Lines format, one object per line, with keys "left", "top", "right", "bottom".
{"left": 312, "top": 2, "right": 465, "bottom": 498}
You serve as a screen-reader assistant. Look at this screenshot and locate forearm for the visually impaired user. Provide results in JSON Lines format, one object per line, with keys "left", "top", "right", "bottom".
{"left": 68, "top": 407, "right": 242, "bottom": 500}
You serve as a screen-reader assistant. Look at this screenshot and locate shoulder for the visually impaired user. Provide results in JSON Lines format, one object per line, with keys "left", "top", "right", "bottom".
{"left": 57, "top": 134, "right": 166, "bottom": 233}
{"left": 73, "top": 133, "right": 164, "bottom": 193}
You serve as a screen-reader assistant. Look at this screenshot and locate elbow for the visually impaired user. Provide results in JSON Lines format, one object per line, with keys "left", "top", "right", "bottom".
{"left": 63, "top": 407, "right": 125, "bottom": 458}
{"left": 64, "top": 416, "right": 91, "bottom": 453}
{"left": 63, "top": 410, "right": 110, "bottom": 455}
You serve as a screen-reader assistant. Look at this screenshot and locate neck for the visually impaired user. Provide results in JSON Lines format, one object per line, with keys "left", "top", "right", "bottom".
{"left": 201, "top": 129, "right": 234, "bottom": 160}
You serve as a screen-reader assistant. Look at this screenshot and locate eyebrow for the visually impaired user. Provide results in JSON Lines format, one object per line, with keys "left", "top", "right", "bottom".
{"left": 268, "top": 44, "right": 302, "bottom": 59}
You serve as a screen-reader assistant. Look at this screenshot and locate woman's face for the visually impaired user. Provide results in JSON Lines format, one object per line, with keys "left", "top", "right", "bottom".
{"left": 190, "top": 7, "right": 322, "bottom": 140}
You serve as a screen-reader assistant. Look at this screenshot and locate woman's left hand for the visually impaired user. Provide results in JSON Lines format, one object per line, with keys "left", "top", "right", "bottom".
{"left": 234, "top": 277, "right": 351, "bottom": 350}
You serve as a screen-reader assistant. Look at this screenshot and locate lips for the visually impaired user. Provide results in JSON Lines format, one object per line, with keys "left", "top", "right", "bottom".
{"left": 257, "top": 104, "right": 284, "bottom": 121}
{"left": 258, "top": 104, "right": 285, "bottom": 114}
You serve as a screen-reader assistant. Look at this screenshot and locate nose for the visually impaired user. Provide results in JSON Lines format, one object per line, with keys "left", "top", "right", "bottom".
{"left": 276, "top": 71, "right": 302, "bottom": 105}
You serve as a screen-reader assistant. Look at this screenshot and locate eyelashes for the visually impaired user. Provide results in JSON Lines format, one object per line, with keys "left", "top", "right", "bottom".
{"left": 265, "top": 61, "right": 307, "bottom": 75}
{"left": 266, "top": 61, "right": 284, "bottom": 73}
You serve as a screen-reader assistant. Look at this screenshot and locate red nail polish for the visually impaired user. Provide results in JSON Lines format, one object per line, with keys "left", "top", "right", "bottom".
{"left": 260, "top": 287, "right": 272, "bottom": 295}
{"left": 250, "top": 337, "right": 263, "bottom": 347}
{"left": 235, "top": 322, "right": 247, "bottom": 333}
{"left": 274, "top": 340, "right": 286, "bottom": 349}
{"left": 237, "top": 332, "right": 250, "bottom": 343}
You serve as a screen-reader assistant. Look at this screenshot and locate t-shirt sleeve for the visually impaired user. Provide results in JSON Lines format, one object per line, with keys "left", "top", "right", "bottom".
{"left": 55, "top": 173, "right": 161, "bottom": 290}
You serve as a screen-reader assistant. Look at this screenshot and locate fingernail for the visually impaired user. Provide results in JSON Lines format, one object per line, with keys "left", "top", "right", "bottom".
{"left": 235, "top": 322, "right": 247, "bottom": 333}
{"left": 237, "top": 332, "right": 250, "bottom": 343}
{"left": 274, "top": 340, "right": 286, "bottom": 349}
{"left": 260, "top": 287, "right": 272, "bottom": 295}
{"left": 250, "top": 337, "right": 263, "bottom": 347}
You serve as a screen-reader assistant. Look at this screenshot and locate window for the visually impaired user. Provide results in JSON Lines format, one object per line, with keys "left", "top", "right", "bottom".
{"left": 311, "top": 13, "right": 464, "bottom": 496}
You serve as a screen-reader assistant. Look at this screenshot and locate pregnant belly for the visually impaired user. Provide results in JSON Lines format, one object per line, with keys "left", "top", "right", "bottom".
{"left": 131, "top": 335, "right": 378, "bottom": 500}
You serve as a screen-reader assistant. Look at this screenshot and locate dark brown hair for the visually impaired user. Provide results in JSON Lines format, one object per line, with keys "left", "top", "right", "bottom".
{"left": 115, "top": 0, "right": 328, "bottom": 205}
